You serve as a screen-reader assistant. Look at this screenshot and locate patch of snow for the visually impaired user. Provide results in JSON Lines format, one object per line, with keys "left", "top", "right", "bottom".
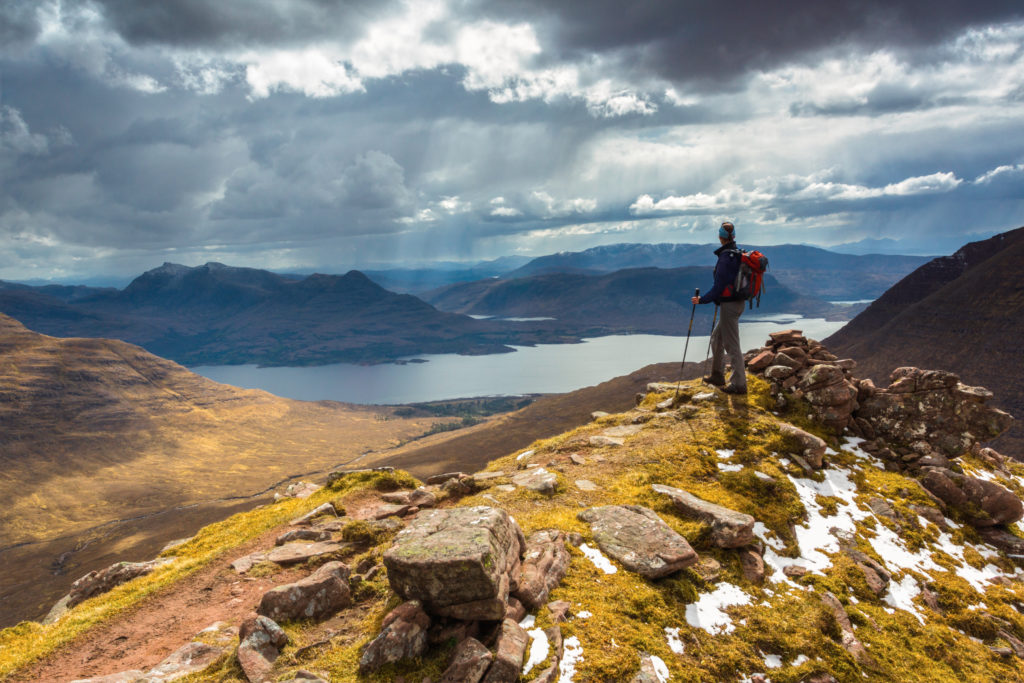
{"left": 716, "top": 448, "right": 735, "bottom": 459}
{"left": 651, "top": 655, "right": 671, "bottom": 682}
{"left": 580, "top": 543, "right": 617, "bottom": 574}
{"left": 842, "top": 436, "right": 884, "bottom": 466}
{"left": 517, "top": 449, "right": 535, "bottom": 461}
{"left": 718, "top": 462, "right": 743, "bottom": 472}
{"left": 882, "top": 575, "right": 925, "bottom": 624}
{"left": 576, "top": 610, "right": 592, "bottom": 619}
{"left": 665, "top": 626, "right": 684, "bottom": 654}
{"left": 520, "top": 615, "right": 536, "bottom": 628}
{"left": 791, "top": 654, "right": 810, "bottom": 666}
{"left": 684, "top": 583, "right": 750, "bottom": 634}
{"left": 753, "top": 522, "right": 785, "bottom": 551}
{"left": 558, "top": 636, "right": 584, "bottom": 683}
{"left": 522, "top": 624, "right": 550, "bottom": 676}
{"left": 763, "top": 653, "right": 783, "bottom": 668}
{"left": 778, "top": 457, "right": 791, "bottom": 466}
{"left": 693, "top": 391, "right": 716, "bottom": 402}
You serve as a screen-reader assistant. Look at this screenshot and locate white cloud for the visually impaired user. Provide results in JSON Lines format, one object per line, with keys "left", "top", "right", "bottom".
{"left": 529, "top": 191, "right": 597, "bottom": 218}
{"left": 242, "top": 47, "right": 364, "bottom": 99}
{"left": 974, "top": 163, "right": 1024, "bottom": 184}
{"left": 490, "top": 206, "right": 523, "bottom": 217}
{"left": 0, "top": 106, "right": 51, "bottom": 156}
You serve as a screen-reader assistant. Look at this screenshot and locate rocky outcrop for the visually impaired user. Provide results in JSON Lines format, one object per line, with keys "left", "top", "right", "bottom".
{"left": 358, "top": 601, "right": 431, "bottom": 674}
{"left": 238, "top": 615, "right": 288, "bottom": 683}
{"left": 651, "top": 484, "right": 755, "bottom": 548}
{"left": 512, "top": 530, "right": 571, "bottom": 609}
{"left": 62, "top": 559, "right": 173, "bottom": 612}
{"left": 70, "top": 640, "right": 227, "bottom": 683}
{"left": 257, "top": 561, "right": 352, "bottom": 622}
{"left": 383, "top": 506, "right": 525, "bottom": 620}
{"left": 778, "top": 423, "right": 827, "bottom": 469}
{"left": 856, "top": 367, "right": 1013, "bottom": 458}
{"left": 578, "top": 505, "right": 698, "bottom": 578}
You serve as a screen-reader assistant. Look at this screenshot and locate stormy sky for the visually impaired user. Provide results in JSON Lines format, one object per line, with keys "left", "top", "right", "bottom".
{"left": 1, "top": 1, "right": 1022, "bottom": 282}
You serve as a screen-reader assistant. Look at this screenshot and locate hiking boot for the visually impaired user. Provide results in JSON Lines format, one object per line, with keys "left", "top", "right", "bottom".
{"left": 722, "top": 384, "right": 747, "bottom": 395}
{"left": 702, "top": 373, "right": 726, "bottom": 387}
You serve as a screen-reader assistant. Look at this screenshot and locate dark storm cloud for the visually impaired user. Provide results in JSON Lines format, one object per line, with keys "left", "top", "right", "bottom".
{"left": 84, "top": 0, "right": 401, "bottom": 48}
{"left": 474, "top": 0, "right": 1024, "bottom": 87}
{"left": 0, "top": 2, "right": 40, "bottom": 50}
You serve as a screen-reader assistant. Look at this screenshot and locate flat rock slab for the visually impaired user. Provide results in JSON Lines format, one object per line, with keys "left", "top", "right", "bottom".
{"left": 601, "top": 425, "right": 642, "bottom": 438}
{"left": 575, "top": 480, "right": 598, "bottom": 492}
{"left": 511, "top": 468, "right": 558, "bottom": 495}
{"left": 577, "top": 505, "right": 698, "bottom": 579}
{"left": 651, "top": 484, "right": 755, "bottom": 548}
{"left": 589, "top": 435, "right": 624, "bottom": 447}
{"left": 265, "top": 541, "right": 345, "bottom": 565}
{"left": 384, "top": 506, "right": 524, "bottom": 616}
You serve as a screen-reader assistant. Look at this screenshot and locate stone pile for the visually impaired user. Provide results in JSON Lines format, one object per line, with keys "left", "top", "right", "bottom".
{"left": 362, "top": 505, "right": 572, "bottom": 682}
{"left": 746, "top": 329, "right": 860, "bottom": 432}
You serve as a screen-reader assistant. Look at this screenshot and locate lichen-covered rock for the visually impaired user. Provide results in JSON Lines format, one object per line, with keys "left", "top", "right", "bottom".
{"left": 383, "top": 506, "right": 524, "bottom": 619}
{"left": 264, "top": 541, "right": 345, "bottom": 566}
{"left": 275, "top": 528, "right": 331, "bottom": 546}
{"left": 257, "top": 561, "right": 352, "bottom": 622}
{"left": 358, "top": 600, "right": 431, "bottom": 674}
{"left": 381, "top": 487, "right": 437, "bottom": 508}
{"left": 578, "top": 505, "right": 698, "bottom": 578}
{"left": 511, "top": 468, "right": 559, "bottom": 495}
{"left": 146, "top": 641, "right": 226, "bottom": 681}
{"left": 65, "top": 558, "right": 173, "bottom": 610}
{"left": 512, "top": 529, "right": 570, "bottom": 609}
{"left": 778, "top": 423, "right": 827, "bottom": 469}
{"left": 238, "top": 615, "right": 288, "bottom": 683}
{"left": 920, "top": 469, "right": 1023, "bottom": 527}
{"left": 651, "top": 484, "right": 754, "bottom": 548}
{"left": 856, "top": 367, "right": 1014, "bottom": 457}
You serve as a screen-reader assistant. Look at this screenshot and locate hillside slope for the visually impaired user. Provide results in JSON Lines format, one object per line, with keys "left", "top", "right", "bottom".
{"left": 825, "top": 226, "right": 1024, "bottom": 457}
{"left": 6, "top": 336, "right": 1024, "bottom": 682}
{"left": 0, "top": 313, "right": 448, "bottom": 627}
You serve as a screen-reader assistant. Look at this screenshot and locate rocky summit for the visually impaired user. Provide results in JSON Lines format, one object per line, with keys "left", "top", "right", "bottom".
{"left": 4, "top": 336, "right": 1024, "bottom": 682}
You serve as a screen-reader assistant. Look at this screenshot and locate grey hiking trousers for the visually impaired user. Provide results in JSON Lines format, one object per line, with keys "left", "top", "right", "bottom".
{"left": 710, "top": 300, "right": 746, "bottom": 389}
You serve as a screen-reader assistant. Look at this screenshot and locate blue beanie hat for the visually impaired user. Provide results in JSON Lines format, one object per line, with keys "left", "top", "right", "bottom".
{"left": 719, "top": 222, "right": 735, "bottom": 240}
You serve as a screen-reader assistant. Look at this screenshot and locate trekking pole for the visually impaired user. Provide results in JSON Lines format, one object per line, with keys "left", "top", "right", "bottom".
{"left": 703, "top": 304, "right": 718, "bottom": 372}
{"left": 674, "top": 288, "right": 699, "bottom": 401}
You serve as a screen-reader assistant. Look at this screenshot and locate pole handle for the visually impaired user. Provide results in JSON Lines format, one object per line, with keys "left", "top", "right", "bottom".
{"left": 694, "top": 287, "right": 700, "bottom": 298}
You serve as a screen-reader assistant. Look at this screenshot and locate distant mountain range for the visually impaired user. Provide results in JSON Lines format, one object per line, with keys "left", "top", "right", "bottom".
{"left": 0, "top": 263, "right": 570, "bottom": 366}
{"left": 426, "top": 267, "right": 844, "bottom": 335}
{"left": 501, "top": 242, "right": 929, "bottom": 300}
{"left": 826, "top": 226, "right": 1024, "bottom": 457}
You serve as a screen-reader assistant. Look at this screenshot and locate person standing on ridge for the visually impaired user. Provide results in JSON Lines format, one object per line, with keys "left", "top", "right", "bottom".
{"left": 691, "top": 221, "right": 747, "bottom": 395}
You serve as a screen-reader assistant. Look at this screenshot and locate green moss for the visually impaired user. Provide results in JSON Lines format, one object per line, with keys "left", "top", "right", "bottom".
{"left": 247, "top": 561, "right": 282, "bottom": 578}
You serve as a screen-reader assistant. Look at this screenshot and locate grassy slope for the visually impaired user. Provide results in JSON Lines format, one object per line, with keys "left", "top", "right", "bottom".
{"left": 6, "top": 375, "right": 1024, "bottom": 681}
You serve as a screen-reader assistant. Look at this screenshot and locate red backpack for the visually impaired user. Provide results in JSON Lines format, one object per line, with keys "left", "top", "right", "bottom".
{"left": 733, "top": 249, "right": 769, "bottom": 308}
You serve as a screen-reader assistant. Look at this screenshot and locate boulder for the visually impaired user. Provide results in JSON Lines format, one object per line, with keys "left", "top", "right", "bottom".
{"left": 512, "top": 529, "right": 571, "bottom": 609}
{"left": 578, "top": 505, "right": 698, "bottom": 579}
{"left": 977, "top": 527, "right": 1024, "bottom": 555}
{"left": 799, "top": 364, "right": 846, "bottom": 392}
{"left": 381, "top": 488, "right": 438, "bottom": 508}
{"left": 772, "top": 352, "right": 803, "bottom": 371}
{"left": 651, "top": 484, "right": 755, "bottom": 548}
{"left": 275, "top": 528, "right": 331, "bottom": 546}
{"left": 482, "top": 618, "right": 529, "bottom": 683}
{"left": 358, "top": 601, "right": 431, "bottom": 674}
{"left": 764, "top": 365, "right": 795, "bottom": 380}
{"left": 778, "top": 423, "right": 827, "bottom": 469}
{"left": 290, "top": 503, "right": 339, "bottom": 526}
{"left": 257, "top": 561, "right": 352, "bottom": 622}
{"left": 511, "top": 468, "right": 559, "bottom": 495}
{"left": 384, "top": 506, "right": 524, "bottom": 620}
{"left": 65, "top": 559, "right": 173, "bottom": 610}
{"left": 264, "top": 541, "right": 345, "bottom": 566}
{"left": 238, "top": 615, "right": 288, "bottom": 683}
{"left": 439, "top": 637, "right": 493, "bottom": 683}
{"left": 920, "top": 469, "right": 1024, "bottom": 527}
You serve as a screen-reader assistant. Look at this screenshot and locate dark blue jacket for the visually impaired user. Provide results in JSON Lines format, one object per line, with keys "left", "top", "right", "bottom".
{"left": 698, "top": 241, "right": 741, "bottom": 304}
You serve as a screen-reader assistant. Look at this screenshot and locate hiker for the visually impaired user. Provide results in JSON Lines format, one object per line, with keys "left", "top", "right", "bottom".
{"left": 691, "top": 221, "right": 747, "bottom": 395}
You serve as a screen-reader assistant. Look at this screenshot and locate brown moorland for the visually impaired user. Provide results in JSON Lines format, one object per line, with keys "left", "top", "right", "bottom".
{"left": 0, "top": 312, "right": 446, "bottom": 626}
